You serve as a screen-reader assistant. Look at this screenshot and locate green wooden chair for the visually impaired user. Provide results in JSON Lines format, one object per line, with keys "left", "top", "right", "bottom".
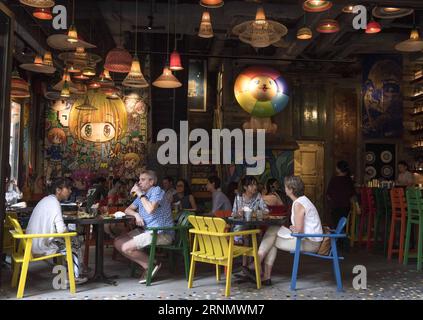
{"left": 404, "top": 188, "right": 423, "bottom": 271}
{"left": 143, "top": 211, "right": 193, "bottom": 286}
{"left": 373, "top": 188, "right": 392, "bottom": 253}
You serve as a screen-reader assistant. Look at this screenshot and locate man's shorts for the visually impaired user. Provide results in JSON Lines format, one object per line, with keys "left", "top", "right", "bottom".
{"left": 128, "top": 228, "right": 173, "bottom": 250}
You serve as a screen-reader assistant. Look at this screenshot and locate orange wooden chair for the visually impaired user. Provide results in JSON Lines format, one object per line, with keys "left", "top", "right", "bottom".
{"left": 388, "top": 188, "right": 407, "bottom": 263}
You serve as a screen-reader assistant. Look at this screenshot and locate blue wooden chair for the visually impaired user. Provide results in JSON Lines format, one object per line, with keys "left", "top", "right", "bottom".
{"left": 290, "top": 217, "right": 347, "bottom": 292}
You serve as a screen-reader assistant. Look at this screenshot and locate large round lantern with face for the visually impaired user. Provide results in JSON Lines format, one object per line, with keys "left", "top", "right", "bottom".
{"left": 69, "top": 90, "right": 127, "bottom": 143}
{"left": 234, "top": 66, "right": 289, "bottom": 133}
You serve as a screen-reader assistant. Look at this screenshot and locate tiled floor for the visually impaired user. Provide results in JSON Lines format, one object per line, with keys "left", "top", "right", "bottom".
{"left": 1, "top": 246, "right": 422, "bottom": 300}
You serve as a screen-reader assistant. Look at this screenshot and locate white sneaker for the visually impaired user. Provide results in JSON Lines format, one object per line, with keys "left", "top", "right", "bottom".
{"left": 139, "top": 263, "right": 161, "bottom": 284}
{"left": 66, "top": 277, "right": 88, "bottom": 287}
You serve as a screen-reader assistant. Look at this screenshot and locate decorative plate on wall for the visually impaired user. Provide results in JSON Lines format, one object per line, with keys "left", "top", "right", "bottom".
{"left": 381, "top": 165, "right": 394, "bottom": 178}
{"left": 365, "top": 166, "right": 377, "bottom": 179}
{"left": 381, "top": 150, "right": 393, "bottom": 163}
{"left": 366, "top": 151, "right": 376, "bottom": 164}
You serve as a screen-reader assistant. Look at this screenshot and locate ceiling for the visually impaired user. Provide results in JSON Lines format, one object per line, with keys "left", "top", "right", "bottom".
{"left": 6, "top": 0, "right": 423, "bottom": 75}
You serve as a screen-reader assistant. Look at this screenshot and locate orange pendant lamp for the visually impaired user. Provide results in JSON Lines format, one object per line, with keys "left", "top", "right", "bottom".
{"left": 366, "top": 20, "right": 381, "bottom": 34}
{"left": 170, "top": 0, "right": 183, "bottom": 71}
{"left": 316, "top": 19, "right": 340, "bottom": 33}
{"left": 33, "top": 7, "right": 53, "bottom": 20}
{"left": 200, "top": 0, "right": 224, "bottom": 8}
{"left": 303, "top": 0, "right": 332, "bottom": 13}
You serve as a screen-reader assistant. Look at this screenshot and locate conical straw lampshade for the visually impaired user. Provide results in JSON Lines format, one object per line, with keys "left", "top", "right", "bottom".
{"left": 170, "top": 50, "right": 183, "bottom": 71}
{"left": 20, "top": 54, "right": 55, "bottom": 73}
{"left": 43, "top": 51, "right": 54, "bottom": 66}
{"left": 60, "top": 80, "right": 70, "bottom": 98}
{"left": 11, "top": 70, "right": 30, "bottom": 98}
{"left": 198, "top": 11, "right": 213, "bottom": 38}
{"left": 67, "top": 24, "right": 78, "bottom": 43}
{"left": 123, "top": 57, "right": 149, "bottom": 88}
{"left": 153, "top": 67, "right": 182, "bottom": 89}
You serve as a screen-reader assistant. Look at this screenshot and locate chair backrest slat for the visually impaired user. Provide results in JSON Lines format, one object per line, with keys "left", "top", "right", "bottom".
{"left": 390, "top": 188, "right": 406, "bottom": 215}
{"left": 406, "top": 187, "right": 423, "bottom": 217}
{"left": 7, "top": 216, "right": 28, "bottom": 257}
{"left": 188, "top": 216, "right": 228, "bottom": 258}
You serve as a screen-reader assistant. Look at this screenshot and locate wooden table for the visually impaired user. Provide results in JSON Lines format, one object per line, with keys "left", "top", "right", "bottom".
{"left": 225, "top": 216, "right": 288, "bottom": 227}
{"left": 64, "top": 215, "right": 134, "bottom": 285}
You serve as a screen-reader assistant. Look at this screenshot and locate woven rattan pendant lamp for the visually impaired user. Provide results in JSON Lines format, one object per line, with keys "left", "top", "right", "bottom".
{"left": 123, "top": 0, "right": 149, "bottom": 88}
{"left": 105, "top": 3, "right": 132, "bottom": 73}
{"left": 153, "top": 0, "right": 182, "bottom": 89}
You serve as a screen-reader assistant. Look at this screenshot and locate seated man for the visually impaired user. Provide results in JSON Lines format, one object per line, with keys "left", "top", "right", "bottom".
{"left": 114, "top": 170, "right": 174, "bottom": 284}
{"left": 206, "top": 175, "right": 232, "bottom": 216}
{"left": 25, "top": 178, "right": 87, "bottom": 284}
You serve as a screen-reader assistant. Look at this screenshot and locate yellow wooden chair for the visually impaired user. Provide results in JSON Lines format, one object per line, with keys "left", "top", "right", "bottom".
{"left": 187, "top": 216, "right": 261, "bottom": 297}
{"left": 8, "top": 216, "right": 77, "bottom": 298}
{"left": 3, "top": 212, "right": 18, "bottom": 257}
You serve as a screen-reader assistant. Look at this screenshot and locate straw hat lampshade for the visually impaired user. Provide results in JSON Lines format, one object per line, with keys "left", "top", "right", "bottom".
{"left": 198, "top": 11, "right": 214, "bottom": 38}
{"left": 20, "top": 54, "right": 55, "bottom": 74}
{"left": 152, "top": 67, "right": 182, "bottom": 89}
{"left": 19, "top": 0, "right": 55, "bottom": 8}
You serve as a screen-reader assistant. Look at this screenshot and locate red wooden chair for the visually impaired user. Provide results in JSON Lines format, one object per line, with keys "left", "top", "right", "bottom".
{"left": 388, "top": 188, "right": 407, "bottom": 263}
{"left": 357, "top": 187, "right": 377, "bottom": 250}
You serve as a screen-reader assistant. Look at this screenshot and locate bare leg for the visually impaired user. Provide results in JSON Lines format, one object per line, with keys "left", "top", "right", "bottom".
{"left": 114, "top": 237, "right": 150, "bottom": 269}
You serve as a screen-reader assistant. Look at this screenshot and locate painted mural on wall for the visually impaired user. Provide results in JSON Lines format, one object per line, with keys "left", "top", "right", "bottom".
{"left": 362, "top": 55, "right": 403, "bottom": 138}
{"left": 44, "top": 89, "right": 149, "bottom": 186}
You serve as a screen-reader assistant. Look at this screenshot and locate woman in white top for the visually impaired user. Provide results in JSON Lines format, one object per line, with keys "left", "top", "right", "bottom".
{"left": 244, "top": 176, "right": 322, "bottom": 286}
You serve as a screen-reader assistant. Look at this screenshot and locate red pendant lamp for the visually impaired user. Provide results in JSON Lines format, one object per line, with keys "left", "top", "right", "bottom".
{"left": 366, "top": 20, "right": 381, "bottom": 34}
{"left": 200, "top": 0, "right": 224, "bottom": 8}
{"left": 33, "top": 7, "right": 53, "bottom": 20}
{"left": 170, "top": 0, "right": 183, "bottom": 71}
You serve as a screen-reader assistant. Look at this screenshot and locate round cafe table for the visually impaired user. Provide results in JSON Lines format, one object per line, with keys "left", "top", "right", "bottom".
{"left": 64, "top": 215, "right": 134, "bottom": 285}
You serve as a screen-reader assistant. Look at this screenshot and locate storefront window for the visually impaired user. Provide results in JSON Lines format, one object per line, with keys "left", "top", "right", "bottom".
{"left": 9, "top": 101, "right": 21, "bottom": 181}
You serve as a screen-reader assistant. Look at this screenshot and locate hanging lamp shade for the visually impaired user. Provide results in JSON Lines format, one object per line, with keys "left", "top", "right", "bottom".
{"left": 67, "top": 24, "right": 78, "bottom": 43}
{"left": 303, "top": 0, "right": 332, "bottom": 13}
{"left": 88, "top": 80, "right": 101, "bottom": 89}
{"left": 372, "top": 7, "right": 414, "bottom": 19}
{"left": 53, "top": 71, "right": 78, "bottom": 92}
{"left": 342, "top": 5, "right": 355, "bottom": 13}
{"left": 67, "top": 63, "right": 81, "bottom": 74}
{"left": 198, "top": 11, "right": 214, "bottom": 38}
{"left": 74, "top": 94, "right": 97, "bottom": 110}
{"left": 232, "top": 7, "right": 288, "bottom": 48}
{"left": 33, "top": 7, "right": 53, "bottom": 20}
{"left": 19, "top": 0, "right": 55, "bottom": 8}
{"left": 153, "top": 67, "right": 182, "bottom": 88}
{"left": 122, "top": 56, "right": 149, "bottom": 88}
{"left": 395, "top": 29, "right": 423, "bottom": 52}
{"left": 20, "top": 54, "right": 55, "bottom": 73}
{"left": 200, "top": 0, "right": 223, "bottom": 8}
{"left": 47, "top": 34, "right": 96, "bottom": 50}
{"left": 11, "top": 71, "right": 30, "bottom": 98}
{"left": 43, "top": 51, "right": 54, "bottom": 67}
{"left": 60, "top": 81, "right": 71, "bottom": 98}
{"left": 316, "top": 19, "right": 340, "bottom": 33}
{"left": 73, "top": 73, "right": 90, "bottom": 80}
{"left": 170, "top": 50, "right": 183, "bottom": 71}
{"left": 297, "top": 27, "right": 312, "bottom": 40}
{"left": 365, "top": 20, "right": 381, "bottom": 34}
{"left": 82, "top": 66, "right": 96, "bottom": 77}
{"left": 104, "top": 46, "right": 132, "bottom": 73}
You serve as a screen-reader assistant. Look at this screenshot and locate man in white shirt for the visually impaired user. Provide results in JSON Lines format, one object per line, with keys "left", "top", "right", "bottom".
{"left": 26, "top": 178, "right": 87, "bottom": 284}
